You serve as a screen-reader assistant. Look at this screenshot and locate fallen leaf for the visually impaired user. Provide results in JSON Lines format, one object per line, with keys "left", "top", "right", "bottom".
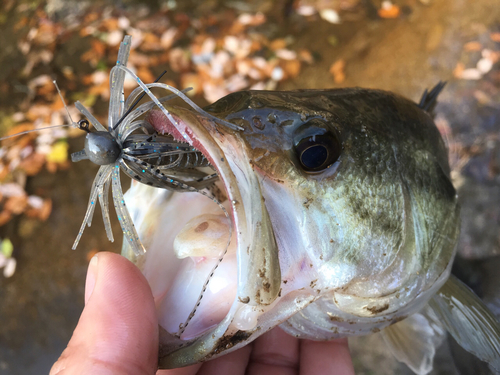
{"left": 282, "top": 59, "right": 301, "bottom": 79}
{"left": 136, "top": 67, "right": 155, "bottom": 84}
{"left": 270, "top": 39, "right": 287, "bottom": 51}
{"left": 378, "top": 2, "right": 400, "bottom": 18}
{"left": 490, "top": 32, "right": 500, "bottom": 42}
{"left": 5, "top": 195, "right": 28, "bottom": 215}
{"left": 329, "top": 59, "right": 346, "bottom": 83}
{"left": 39, "top": 199, "right": 52, "bottom": 221}
{"left": 299, "top": 49, "right": 314, "bottom": 64}
{"left": 19, "top": 153, "right": 45, "bottom": 176}
{"left": 0, "top": 210, "right": 12, "bottom": 226}
{"left": 453, "top": 62, "right": 465, "bottom": 78}
{"left": 180, "top": 73, "right": 202, "bottom": 95}
{"left": 464, "top": 41, "right": 483, "bottom": 52}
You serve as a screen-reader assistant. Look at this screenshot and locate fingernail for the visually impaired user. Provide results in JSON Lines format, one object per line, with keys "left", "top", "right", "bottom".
{"left": 84, "top": 254, "right": 99, "bottom": 305}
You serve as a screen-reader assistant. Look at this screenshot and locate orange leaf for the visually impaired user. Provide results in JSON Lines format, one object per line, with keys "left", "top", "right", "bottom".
{"left": 378, "top": 4, "right": 400, "bottom": 19}
{"left": 453, "top": 62, "right": 465, "bottom": 78}
{"left": 137, "top": 67, "right": 155, "bottom": 84}
{"left": 464, "top": 41, "right": 482, "bottom": 52}
{"left": 101, "top": 18, "right": 119, "bottom": 31}
{"left": 5, "top": 196, "right": 28, "bottom": 215}
{"left": 19, "top": 153, "right": 45, "bottom": 176}
{"left": 490, "top": 32, "right": 500, "bottom": 42}
{"left": 0, "top": 211, "right": 12, "bottom": 226}
{"left": 329, "top": 59, "right": 346, "bottom": 84}
{"left": 282, "top": 60, "right": 301, "bottom": 79}
{"left": 270, "top": 39, "right": 287, "bottom": 51}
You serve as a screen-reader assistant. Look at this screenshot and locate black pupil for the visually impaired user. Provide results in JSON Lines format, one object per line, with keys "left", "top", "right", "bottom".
{"left": 301, "top": 145, "right": 328, "bottom": 169}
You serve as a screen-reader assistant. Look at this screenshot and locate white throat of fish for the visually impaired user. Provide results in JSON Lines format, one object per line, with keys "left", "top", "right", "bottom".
{"left": 128, "top": 111, "right": 249, "bottom": 341}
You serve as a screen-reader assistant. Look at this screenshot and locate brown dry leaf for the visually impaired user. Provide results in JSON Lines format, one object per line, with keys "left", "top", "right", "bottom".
{"left": 490, "top": 32, "right": 500, "bottom": 42}
{"left": 282, "top": 59, "right": 301, "bottom": 79}
{"left": 81, "top": 39, "right": 106, "bottom": 64}
{"left": 299, "top": 49, "right": 314, "bottom": 64}
{"left": 5, "top": 196, "right": 28, "bottom": 215}
{"left": 141, "top": 32, "right": 162, "bottom": 51}
{"left": 180, "top": 73, "right": 202, "bottom": 95}
{"left": 270, "top": 39, "right": 287, "bottom": 51}
{"left": 158, "top": 51, "right": 171, "bottom": 65}
{"left": 81, "top": 74, "right": 94, "bottom": 86}
{"left": 169, "top": 48, "right": 191, "bottom": 73}
{"left": 237, "top": 12, "right": 266, "bottom": 27}
{"left": 39, "top": 199, "right": 52, "bottom": 221}
{"left": 228, "top": 21, "right": 246, "bottom": 35}
{"left": 196, "top": 64, "right": 213, "bottom": 82}
{"left": 5, "top": 123, "right": 34, "bottom": 138}
{"left": 128, "top": 52, "right": 152, "bottom": 67}
{"left": 148, "top": 55, "right": 160, "bottom": 66}
{"left": 88, "top": 81, "right": 110, "bottom": 98}
{"left": 453, "top": 62, "right": 465, "bottom": 78}
{"left": 464, "top": 41, "right": 483, "bottom": 52}
{"left": 2, "top": 124, "right": 35, "bottom": 149}
{"left": 101, "top": 18, "right": 119, "bottom": 32}
{"left": 137, "top": 67, "right": 155, "bottom": 84}
{"left": 250, "top": 39, "right": 263, "bottom": 54}
{"left": 27, "top": 104, "right": 52, "bottom": 121}
{"left": 0, "top": 210, "right": 12, "bottom": 226}
{"left": 33, "top": 23, "right": 58, "bottom": 46}
{"left": 378, "top": 4, "right": 400, "bottom": 18}
{"left": 329, "top": 59, "right": 346, "bottom": 83}
{"left": 0, "top": 165, "right": 9, "bottom": 181}
{"left": 19, "top": 153, "right": 45, "bottom": 176}
{"left": 45, "top": 161, "right": 57, "bottom": 173}
{"left": 83, "top": 12, "right": 100, "bottom": 24}
{"left": 37, "top": 80, "right": 56, "bottom": 96}
{"left": 50, "top": 97, "right": 65, "bottom": 112}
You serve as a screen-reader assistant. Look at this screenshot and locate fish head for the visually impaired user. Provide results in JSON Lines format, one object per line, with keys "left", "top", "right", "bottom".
{"left": 123, "top": 88, "right": 460, "bottom": 367}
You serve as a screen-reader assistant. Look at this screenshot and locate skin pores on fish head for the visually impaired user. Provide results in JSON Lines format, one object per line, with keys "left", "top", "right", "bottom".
{"left": 204, "top": 88, "right": 460, "bottom": 323}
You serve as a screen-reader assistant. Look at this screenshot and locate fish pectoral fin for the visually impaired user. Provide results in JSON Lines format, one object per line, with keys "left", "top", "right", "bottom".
{"left": 381, "top": 306, "right": 446, "bottom": 375}
{"left": 428, "top": 275, "right": 500, "bottom": 372}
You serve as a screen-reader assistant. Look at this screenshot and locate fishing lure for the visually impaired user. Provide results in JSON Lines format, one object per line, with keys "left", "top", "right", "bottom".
{"left": 68, "top": 36, "right": 246, "bottom": 258}
{"left": 1, "top": 35, "right": 241, "bottom": 258}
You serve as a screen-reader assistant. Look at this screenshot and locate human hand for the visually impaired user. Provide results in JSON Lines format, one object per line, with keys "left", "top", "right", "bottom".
{"left": 50, "top": 252, "right": 355, "bottom": 375}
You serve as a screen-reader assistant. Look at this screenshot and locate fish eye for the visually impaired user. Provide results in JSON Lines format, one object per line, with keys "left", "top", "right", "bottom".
{"left": 294, "top": 130, "right": 341, "bottom": 173}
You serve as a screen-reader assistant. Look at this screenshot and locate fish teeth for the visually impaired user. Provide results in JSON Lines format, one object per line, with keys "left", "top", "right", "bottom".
{"left": 173, "top": 213, "right": 231, "bottom": 259}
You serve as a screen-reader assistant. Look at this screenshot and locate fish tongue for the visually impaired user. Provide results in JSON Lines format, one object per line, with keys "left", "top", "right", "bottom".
{"left": 173, "top": 213, "right": 232, "bottom": 259}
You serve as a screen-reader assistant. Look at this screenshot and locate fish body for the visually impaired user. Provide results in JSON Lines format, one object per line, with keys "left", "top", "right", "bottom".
{"left": 66, "top": 36, "right": 498, "bottom": 374}
{"left": 122, "top": 88, "right": 500, "bottom": 373}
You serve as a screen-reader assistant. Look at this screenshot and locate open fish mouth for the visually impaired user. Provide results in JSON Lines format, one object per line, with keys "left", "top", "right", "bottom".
{"left": 124, "top": 106, "right": 297, "bottom": 368}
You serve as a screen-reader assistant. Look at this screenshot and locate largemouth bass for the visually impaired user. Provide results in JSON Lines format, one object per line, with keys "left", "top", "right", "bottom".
{"left": 68, "top": 37, "right": 500, "bottom": 374}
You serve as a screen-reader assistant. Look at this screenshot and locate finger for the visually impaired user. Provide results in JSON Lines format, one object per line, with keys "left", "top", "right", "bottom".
{"left": 299, "top": 338, "right": 354, "bottom": 375}
{"left": 247, "top": 327, "right": 300, "bottom": 375}
{"left": 50, "top": 252, "right": 159, "bottom": 375}
{"left": 197, "top": 344, "right": 252, "bottom": 375}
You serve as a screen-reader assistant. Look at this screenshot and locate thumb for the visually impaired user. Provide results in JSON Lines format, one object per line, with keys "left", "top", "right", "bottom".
{"left": 50, "top": 252, "right": 159, "bottom": 375}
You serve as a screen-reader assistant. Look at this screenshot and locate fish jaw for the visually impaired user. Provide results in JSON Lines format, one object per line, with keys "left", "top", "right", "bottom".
{"left": 124, "top": 107, "right": 319, "bottom": 368}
